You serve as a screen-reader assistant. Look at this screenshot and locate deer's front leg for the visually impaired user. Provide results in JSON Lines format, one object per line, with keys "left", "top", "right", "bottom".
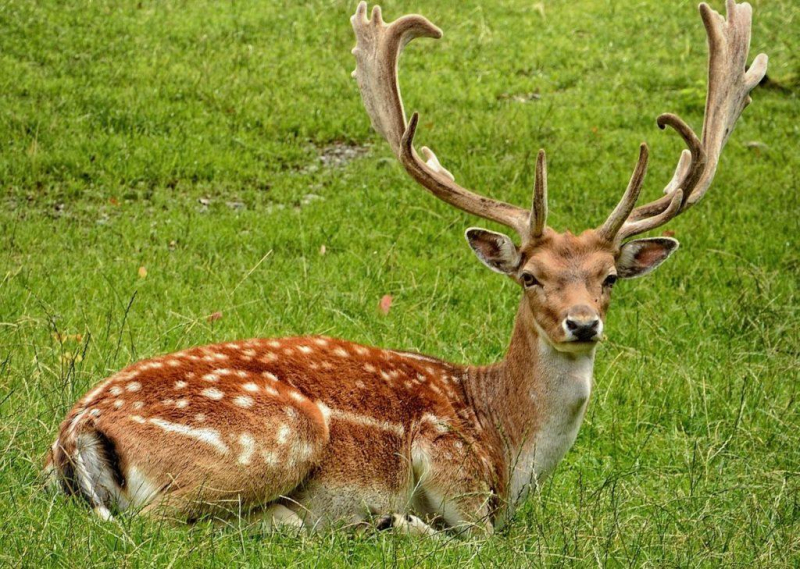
{"left": 410, "top": 423, "right": 495, "bottom": 536}
{"left": 375, "top": 513, "right": 437, "bottom": 536}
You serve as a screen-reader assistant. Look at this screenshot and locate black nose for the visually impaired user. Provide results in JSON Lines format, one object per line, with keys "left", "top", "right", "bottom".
{"left": 565, "top": 317, "right": 600, "bottom": 341}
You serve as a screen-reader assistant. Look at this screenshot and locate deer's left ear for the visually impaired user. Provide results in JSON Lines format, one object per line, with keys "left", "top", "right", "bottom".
{"left": 616, "top": 237, "right": 679, "bottom": 279}
{"left": 465, "top": 228, "right": 521, "bottom": 275}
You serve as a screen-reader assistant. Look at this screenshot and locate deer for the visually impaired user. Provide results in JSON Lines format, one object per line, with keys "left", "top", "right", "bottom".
{"left": 46, "top": 1, "right": 767, "bottom": 536}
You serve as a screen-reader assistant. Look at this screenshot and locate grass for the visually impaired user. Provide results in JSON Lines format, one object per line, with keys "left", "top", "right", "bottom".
{"left": 1, "top": 0, "right": 798, "bottom": 565}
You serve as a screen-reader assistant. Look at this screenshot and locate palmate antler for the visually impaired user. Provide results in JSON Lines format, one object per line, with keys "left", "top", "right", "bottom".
{"left": 599, "top": 0, "right": 768, "bottom": 242}
{"left": 350, "top": 2, "right": 547, "bottom": 243}
{"left": 351, "top": 1, "right": 767, "bottom": 247}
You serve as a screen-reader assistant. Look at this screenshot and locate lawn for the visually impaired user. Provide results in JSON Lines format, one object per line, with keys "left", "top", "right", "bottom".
{"left": 1, "top": 0, "right": 798, "bottom": 565}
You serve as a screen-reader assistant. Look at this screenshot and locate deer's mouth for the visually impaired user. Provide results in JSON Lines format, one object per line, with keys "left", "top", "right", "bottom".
{"left": 554, "top": 338, "right": 601, "bottom": 354}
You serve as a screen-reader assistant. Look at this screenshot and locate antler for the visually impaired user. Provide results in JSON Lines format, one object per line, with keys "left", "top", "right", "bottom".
{"left": 600, "top": 0, "right": 768, "bottom": 243}
{"left": 351, "top": 2, "right": 547, "bottom": 242}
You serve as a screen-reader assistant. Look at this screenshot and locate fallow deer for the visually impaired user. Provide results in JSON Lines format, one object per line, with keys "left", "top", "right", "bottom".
{"left": 47, "top": 1, "right": 767, "bottom": 535}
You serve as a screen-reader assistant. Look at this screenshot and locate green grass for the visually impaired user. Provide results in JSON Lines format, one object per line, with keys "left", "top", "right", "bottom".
{"left": 1, "top": 0, "right": 798, "bottom": 565}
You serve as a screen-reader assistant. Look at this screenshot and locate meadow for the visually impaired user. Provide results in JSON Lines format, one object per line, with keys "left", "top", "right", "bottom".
{"left": 1, "top": 0, "right": 798, "bottom": 565}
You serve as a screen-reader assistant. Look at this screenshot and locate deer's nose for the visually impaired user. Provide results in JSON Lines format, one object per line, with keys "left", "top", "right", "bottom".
{"left": 563, "top": 306, "right": 602, "bottom": 341}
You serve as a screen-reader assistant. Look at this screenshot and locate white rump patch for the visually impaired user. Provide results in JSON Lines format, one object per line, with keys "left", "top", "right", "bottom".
{"left": 201, "top": 388, "right": 224, "bottom": 400}
{"left": 233, "top": 395, "right": 254, "bottom": 409}
{"left": 74, "top": 432, "right": 123, "bottom": 515}
{"left": 237, "top": 433, "right": 255, "bottom": 465}
{"left": 149, "top": 418, "right": 229, "bottom": 454}
{"left": 125, "top": 465, "right": 161, "bottom": 509}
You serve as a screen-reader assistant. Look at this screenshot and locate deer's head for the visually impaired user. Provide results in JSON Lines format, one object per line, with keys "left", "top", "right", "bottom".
{"left": 466, "top": 225, "right": 677, "bottom": 352}
{"left": 351, "top": 1, "right": 767, "bottom": 352}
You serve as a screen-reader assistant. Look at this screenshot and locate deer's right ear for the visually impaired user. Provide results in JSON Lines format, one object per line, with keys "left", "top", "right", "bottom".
{"left": 465, "top": 228, "right": 521, "bottom": 275}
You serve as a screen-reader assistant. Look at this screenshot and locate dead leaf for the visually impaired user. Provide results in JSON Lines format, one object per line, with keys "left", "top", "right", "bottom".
{"left": 208, "top": 311, "right": 223, "bottom": 322}
{"left": 379, "top": 295, "right": 393, "bottom": 315}
{"left": 319, "top": 245, "right": 327, "bottom": 256}
{"left": 109, "top": 197, "right": 119, "bottom": 206}
{"left": 52, "top": 333, "right": 83, "bottom": 343}
{"left": 138, "top": 266, "right": 148, "bottom": 279}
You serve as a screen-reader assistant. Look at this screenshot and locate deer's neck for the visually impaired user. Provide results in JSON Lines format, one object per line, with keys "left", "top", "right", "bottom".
{"left": 464, "top": 300, "right": 595, "bottom": 520}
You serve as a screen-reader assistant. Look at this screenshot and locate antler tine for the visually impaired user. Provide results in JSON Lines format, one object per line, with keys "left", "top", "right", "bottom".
{"left": 617, "top": 190, "right": 683, "bottom": 241}
{"left": 626, "top": 114, "right": 705, "bottom": 222}
{"left": 351, "top": 2, "right": 531, "bottom": 238}
{"left": 617, "top": 0, "right": 767, "bottom": 239}
{"left": 599, "top": 143, "right": 649, "bottom": 241}
{"left": 529, "top": 150, "right": 548, "bottom": 239}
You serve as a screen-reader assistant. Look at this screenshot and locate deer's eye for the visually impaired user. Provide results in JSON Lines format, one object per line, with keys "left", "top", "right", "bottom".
{"left": 603, "top": 274, "right": 618, "bottom": 288}
{"left": 521, "top": 272, "right": 541, "bottom": 288}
